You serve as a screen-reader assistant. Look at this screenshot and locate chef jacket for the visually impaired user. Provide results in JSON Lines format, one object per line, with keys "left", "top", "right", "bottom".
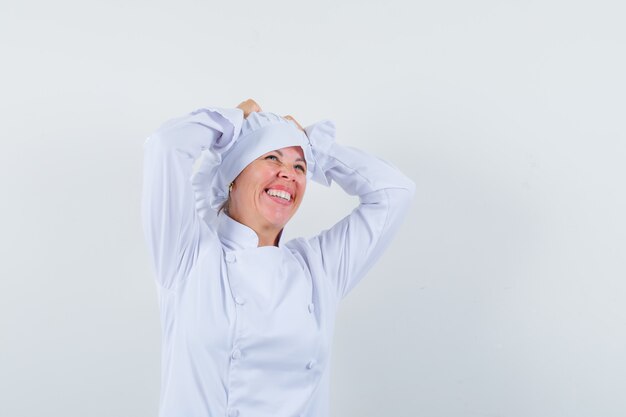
{"left": 141, "top": 106, "right": 416, "bottom": 417}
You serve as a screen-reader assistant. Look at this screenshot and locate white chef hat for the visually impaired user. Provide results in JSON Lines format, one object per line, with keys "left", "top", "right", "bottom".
{"left": 207, "top": 111, "right": 319, "bottom": 210}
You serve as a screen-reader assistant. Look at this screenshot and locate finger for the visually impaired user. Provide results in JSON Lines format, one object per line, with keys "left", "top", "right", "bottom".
{"left": 287, "top": 119, "right": 304, "bottom": 132}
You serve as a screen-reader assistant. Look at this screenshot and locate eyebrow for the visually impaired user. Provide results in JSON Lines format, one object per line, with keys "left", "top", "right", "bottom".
{"left": 273, "top": 150, "right": 307, "bottom": 166}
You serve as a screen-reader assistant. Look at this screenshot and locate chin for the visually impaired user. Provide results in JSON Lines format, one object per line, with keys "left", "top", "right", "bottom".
{"left": 263, "top": 213, "right": 291, "bottom": 230}
{"left": 258, "top": 202, "right": 298, "bottom": 229}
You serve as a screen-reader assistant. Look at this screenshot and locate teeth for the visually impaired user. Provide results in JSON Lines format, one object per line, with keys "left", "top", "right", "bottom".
{"left": 266, "top": 189, "right": 291, "bottom": 201}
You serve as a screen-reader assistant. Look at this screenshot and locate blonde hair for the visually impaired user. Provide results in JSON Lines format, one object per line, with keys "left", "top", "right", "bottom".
{"left": 217, "top": 181, "right": 234, "bottom": 215}
{"left": 217, "top": 198, "right": 229, "bottom": 216}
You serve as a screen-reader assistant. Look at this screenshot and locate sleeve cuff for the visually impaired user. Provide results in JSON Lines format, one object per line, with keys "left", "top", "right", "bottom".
{"left": 189, "top": 106, "right": 245, "bottom": 155}
{"left": 304, "top": 119, "right": 336, "bottom": 187}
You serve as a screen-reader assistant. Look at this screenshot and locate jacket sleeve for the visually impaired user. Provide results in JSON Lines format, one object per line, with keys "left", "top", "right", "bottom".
{"left": 141, "top": 107, "right": 244, "bottom": 289}
{"left": 304, "top": 120, "right": 416, "bottom": 301}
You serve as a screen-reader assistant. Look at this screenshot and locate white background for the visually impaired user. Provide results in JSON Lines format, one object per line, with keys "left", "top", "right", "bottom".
{"left": 1, "top": 1, "right": 625, "bottom": 416}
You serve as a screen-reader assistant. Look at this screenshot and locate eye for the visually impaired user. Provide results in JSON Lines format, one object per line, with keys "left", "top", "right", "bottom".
{"left": 265, "top": 155, "right": 279, "bottom": 161}
{"left": 295, "top": 164, "right": 306, "bottom": 173}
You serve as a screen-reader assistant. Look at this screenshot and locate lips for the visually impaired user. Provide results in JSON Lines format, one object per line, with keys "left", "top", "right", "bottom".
{"left": 265, "top": 184, "right": 295, "bottom": 195}
{"left": 264, "top": 184, "right": 294, "bottom": 205}
{"left": 263, "top": 189, "right": 292, "bottom": 206}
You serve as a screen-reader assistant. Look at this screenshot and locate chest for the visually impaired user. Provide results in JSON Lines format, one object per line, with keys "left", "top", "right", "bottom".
{"left": 172, "top": 245, "right": 332, "bottom": 370}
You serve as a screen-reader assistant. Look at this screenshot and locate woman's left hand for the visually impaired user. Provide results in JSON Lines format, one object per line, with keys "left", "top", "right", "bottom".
{"left": 283, "top": 115, "right": 305, "bottom": 132}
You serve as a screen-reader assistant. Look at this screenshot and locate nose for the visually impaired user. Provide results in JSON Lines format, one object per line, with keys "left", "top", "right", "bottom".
{"left": 278, "top": 165, "right": 297, "bottom": 180}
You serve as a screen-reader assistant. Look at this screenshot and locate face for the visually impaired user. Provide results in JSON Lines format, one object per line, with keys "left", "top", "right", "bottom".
{"left": 228, "top": 145, "right": 307, "bottom": 234}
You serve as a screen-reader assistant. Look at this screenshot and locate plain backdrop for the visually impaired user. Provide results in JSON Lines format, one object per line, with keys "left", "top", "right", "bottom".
{"left": 1, "top": 1, "right": 625, "bottom": 416}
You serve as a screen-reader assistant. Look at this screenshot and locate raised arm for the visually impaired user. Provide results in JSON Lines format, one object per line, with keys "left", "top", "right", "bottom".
{"left": 141, "top": 106, "right": 244, "bottom": 289}
{"left": 302, "top": 120, "right": 416, "bottom": 301}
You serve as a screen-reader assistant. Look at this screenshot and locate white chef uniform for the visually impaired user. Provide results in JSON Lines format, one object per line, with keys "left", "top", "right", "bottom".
{"left": 141, "top": 106, "right": 416, "bottom": 417}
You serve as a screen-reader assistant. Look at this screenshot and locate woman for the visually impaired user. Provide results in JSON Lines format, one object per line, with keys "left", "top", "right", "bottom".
{"left": 141, "top": 99, "right": 415, "bottom": 417}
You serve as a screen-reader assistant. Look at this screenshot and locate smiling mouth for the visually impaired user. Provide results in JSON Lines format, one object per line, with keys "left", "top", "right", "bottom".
{"left": 264, "top": 188, "right": 293, "bottom": 205}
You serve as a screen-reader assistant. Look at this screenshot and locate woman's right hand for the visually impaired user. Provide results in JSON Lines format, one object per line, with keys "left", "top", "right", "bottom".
{"left": 236, "top": 99, "right": 262, "bottom": 119}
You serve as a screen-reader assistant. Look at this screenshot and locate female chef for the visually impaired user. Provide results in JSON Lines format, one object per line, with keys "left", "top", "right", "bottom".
{"left": 141, "top": 98, "right": 415, "bottom": 417}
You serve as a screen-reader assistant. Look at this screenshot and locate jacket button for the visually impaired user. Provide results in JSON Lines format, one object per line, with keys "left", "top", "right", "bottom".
{"left": 234, "top": 296, "right": 246, "bottom": 305}
{"left": 227, "top": 409, "right": 239, "bottom": 417}
{"left": 306, "top": 359, "right": 316, "bottom": 369}
{"left": 225, "top": 253, "right": 236, "bottom": 263}
{"left": 308, "top": 302, "right": 315, "bottom": 313}
{"left": 231, "top": 349, "right": 241, "bottom": 360}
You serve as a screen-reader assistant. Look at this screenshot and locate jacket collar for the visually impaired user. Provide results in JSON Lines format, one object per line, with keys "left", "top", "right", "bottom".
{"left": 216, "top": 212, "right": 284, "bottom": 250}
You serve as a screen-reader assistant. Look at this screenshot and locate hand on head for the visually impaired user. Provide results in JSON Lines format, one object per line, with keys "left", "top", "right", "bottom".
{"left": 282, "top": 115, "right": 304, "bottom": 132}
{"left": 236, "top": 99, "right": 262, "bottom": 118}
{"left": 236, "top": 99, "right": 304, "bottom": 133}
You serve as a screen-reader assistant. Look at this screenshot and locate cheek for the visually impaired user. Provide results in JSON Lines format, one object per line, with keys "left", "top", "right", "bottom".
{"left": 297, "top": 181, "right": 307, "bottom": 198}
{"left": 242, "top": 167, "right": 272, "bottom": 192}
{"left": 256, "top": 164, "right": 276, "bottom": 179}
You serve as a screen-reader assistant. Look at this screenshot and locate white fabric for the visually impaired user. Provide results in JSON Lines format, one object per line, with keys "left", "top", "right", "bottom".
{"left": 141, "top": 106, "right": 416, "bottom": 417}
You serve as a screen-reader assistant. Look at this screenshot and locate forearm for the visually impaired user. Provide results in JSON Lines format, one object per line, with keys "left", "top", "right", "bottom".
{"left": 144, "top": 107, "right": 244, "bottom": 158}
{"left": 306, "top": 120, "right": 416, "bottom": 198}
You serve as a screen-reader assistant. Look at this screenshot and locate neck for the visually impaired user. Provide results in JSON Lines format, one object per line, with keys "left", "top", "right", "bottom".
{"left": 257, "top": 234, "right": 278, "bottom": 247}
{"left": 255, "top": 225, "right": 282, "bottom": 247}
{"left": 227, "top": 209, "right": 282, "bottom": 247}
